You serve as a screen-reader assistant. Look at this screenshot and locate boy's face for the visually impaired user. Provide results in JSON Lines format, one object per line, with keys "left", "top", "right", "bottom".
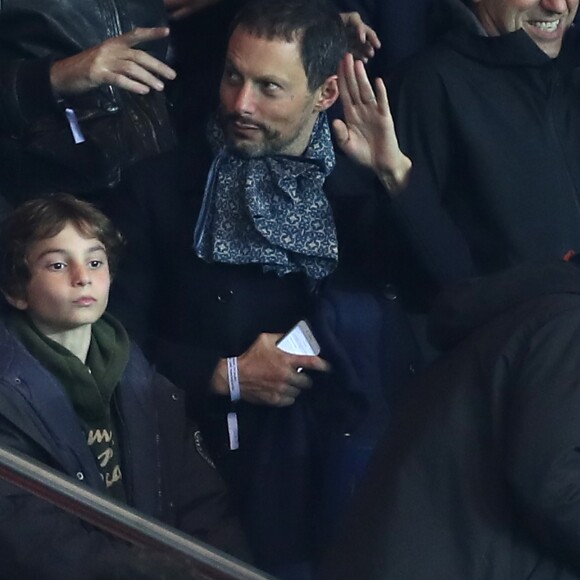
{"left": 8, "top": 222, "right": 110, "bottom": 336}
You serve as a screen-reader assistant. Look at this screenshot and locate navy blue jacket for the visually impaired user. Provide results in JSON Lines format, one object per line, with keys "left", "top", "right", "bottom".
{"left": 0, "top": 322, "right": 246, "bottom": 579}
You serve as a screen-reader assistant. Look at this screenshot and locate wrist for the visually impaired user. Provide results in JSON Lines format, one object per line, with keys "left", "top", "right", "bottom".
{"left": 377, "top": 155, "right": 412, "bottom": 197}
{"left": 210, "top": 359, "right": 229, "bottom": 396}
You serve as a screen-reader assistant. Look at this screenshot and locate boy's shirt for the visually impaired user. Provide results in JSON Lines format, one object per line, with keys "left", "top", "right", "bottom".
{"left": 8, "top": 311, "right": 130, "bottom": 501}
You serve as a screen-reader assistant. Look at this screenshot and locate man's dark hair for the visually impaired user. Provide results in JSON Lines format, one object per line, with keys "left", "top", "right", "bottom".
{"left": 0, "top": 193, "right": 124, "bottom": 300}
{"left": 230, "top": 0, "right": 347, "bottom": 91}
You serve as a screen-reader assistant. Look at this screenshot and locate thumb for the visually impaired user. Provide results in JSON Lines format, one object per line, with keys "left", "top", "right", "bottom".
{"left": 332, "top": 119, "right": 349, "bottom": 149}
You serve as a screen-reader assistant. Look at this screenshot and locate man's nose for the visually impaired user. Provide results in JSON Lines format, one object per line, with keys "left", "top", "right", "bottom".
{"left": 541, "top": 0, "right": 570, "bottom": 13}
{"left": 233, "top": 82, "right": 256, "bottom": 115}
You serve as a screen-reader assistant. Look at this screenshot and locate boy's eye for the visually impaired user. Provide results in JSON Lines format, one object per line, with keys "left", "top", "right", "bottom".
{"left": 88, "top": 260, "right": 103, "bottom": 269}
{"left": 48, "top": 262, "right": 66, "bottom": 271}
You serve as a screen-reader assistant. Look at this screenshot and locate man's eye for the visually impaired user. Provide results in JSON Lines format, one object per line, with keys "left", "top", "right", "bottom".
{"left": 225, "top": 69, "right": 242, "bottom": 84}
{"left": 262, "top": 82, "right": 281, "bottom": 94}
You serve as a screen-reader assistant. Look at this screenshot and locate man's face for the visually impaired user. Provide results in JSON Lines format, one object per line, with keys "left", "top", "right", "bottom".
{"left": 10, "top": 222, "right": 110, "bottom": 337}
{"left": 473, "top": 0, "right": 579, "bottom": 57}
{"left": 219, "top": 26, "right": 323, "bottom": 157}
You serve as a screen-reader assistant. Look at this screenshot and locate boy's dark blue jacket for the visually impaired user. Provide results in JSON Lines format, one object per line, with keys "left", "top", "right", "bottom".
{"left": 0, "top": 320, "right": 247, "bottom": 579}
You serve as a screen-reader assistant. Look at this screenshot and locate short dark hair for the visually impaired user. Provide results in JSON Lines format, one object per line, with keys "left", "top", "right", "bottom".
{"left": 0, "top": 193, "right": 124, "bottom": 300}
{"left": 230, "top": 0, "right": 347, "bottom": 92}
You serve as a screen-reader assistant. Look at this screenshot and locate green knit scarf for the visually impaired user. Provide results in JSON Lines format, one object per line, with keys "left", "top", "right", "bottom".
{"left": 9, "top": 311, "right": 130, "bottom": 500}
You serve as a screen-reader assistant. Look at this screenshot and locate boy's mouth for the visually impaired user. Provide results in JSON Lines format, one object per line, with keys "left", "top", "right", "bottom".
{"left": 74, "top": 296, "right": 96, "bottom": 306}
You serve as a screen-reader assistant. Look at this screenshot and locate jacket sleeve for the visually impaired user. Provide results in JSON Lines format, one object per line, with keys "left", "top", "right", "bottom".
{"left": 388, "top": 58, "right": 477, "bottom": 289}
{"left": 0, "top": 54, "right": 61, "bottom": 133}
{"left": 152, "top": 373, "right": 251, "bottom": 561}
{"left": 506, "top": 308, "right": 580, "bottom": 573}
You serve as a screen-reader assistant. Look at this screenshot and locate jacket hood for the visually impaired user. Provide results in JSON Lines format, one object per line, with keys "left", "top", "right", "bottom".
{"left": 429, "top": 0, "right": 568, "bottom": 67}
{"left": 429, "top": 259, "right": 580, "bottom": 350}
{"left": 428, "top": 0, "right": 483, "bottom": 40}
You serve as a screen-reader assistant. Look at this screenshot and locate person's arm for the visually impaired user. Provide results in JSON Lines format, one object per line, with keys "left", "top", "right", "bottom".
{"left": 506, "top": 309, "right": 580, "bottom": 574}
{"left": 332, "top": 53, "right": 411, "bottom": 195}
{"left": 0, "top": 27, "right": 174, "bottom": 134}
{"left": 333, "top": 53, "right": 476, "bottom": 289}
{"left": 49, "top": 27, "right": 176, "bottom": 98}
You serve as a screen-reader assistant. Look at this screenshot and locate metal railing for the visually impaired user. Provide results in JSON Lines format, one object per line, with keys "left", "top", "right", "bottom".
{"left": 0, "top": 444, "right": 275, "bottom": 580}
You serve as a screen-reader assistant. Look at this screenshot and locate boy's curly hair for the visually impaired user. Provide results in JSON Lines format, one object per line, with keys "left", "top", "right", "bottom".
{"left": 0, "top": 193, "right": 124, "bottom": 300}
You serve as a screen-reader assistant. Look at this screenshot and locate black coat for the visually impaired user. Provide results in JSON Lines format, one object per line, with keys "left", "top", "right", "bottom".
{"left": 108, "top": 132, "right": 423, "bottom": 573}
{"left": 320, "top": 259, "right": 580, "bottom": 580}
{"left": 0, "top": 323, "right": 247, "bottom": 579}
{"left": 388, "top": 0, "right": 580, "bottom": 294}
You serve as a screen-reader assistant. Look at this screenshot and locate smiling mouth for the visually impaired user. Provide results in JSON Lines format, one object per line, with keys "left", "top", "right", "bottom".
{"left": 528, "top": 19, "right": 561, "bottom": 33}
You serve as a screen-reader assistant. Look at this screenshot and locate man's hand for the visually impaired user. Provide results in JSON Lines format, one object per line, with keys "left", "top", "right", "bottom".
{"left": 333, "top": 53, "right": 412, "bottom": 195}
{"left": 50, "top": 27, "right": 176, "bottom": 97}
{"left": 211, "top": 333, "right": 330, "bottom": 407}
{"left": 164, "top": 0, "right": 223, "bottom": 20}
{"left": 340, "top": 12, "right": 381, "bottom": 63}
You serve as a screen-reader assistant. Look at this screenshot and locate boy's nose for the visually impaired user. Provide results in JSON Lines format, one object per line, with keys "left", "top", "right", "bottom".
{"left": 72, "top": 266, "right": 91, "bottom": 286}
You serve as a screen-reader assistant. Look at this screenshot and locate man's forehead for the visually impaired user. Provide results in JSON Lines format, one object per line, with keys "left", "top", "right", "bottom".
{"left": 225, "top": 26, "right": 307, "bottom": 81}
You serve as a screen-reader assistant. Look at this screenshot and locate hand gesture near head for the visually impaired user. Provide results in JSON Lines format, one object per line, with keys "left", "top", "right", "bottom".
{"left": 50, "top": 27, "right": 176, "bottom": 97}
{"left": 339, "top": 12, "right": 381, "bottom": 63}
{"left": 332, "top": 53, "right": 412, "bottom": 195}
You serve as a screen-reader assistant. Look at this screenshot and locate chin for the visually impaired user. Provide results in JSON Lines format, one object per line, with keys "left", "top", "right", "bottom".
{"left": 227, "top": 140, "right": 265, "bottom": 158}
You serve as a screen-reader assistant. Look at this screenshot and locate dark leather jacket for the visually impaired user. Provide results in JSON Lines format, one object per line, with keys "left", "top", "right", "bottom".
{"left": 0, "top": 0, "right": 176, "bottom": 201}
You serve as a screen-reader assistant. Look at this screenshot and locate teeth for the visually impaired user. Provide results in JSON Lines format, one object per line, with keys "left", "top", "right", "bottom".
{"left": 531, "top": 20, "right": 559, "bottom": 32}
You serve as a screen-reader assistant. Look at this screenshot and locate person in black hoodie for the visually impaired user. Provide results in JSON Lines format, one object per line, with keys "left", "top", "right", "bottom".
{"left": 336, "top": 0, "right": 580, "bottom": 299}
{"left": 320, "top": 255, "right": 580, "bottom": 580}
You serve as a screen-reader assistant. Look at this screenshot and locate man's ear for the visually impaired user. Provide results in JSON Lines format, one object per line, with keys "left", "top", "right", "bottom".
{"left": 314, "top": 75, "right": 339, "bottom": 112}
{"left": 3, "top": 292, "right": 28, "bottom": 311}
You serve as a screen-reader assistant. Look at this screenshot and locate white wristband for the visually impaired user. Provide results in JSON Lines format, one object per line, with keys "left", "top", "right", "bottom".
{"left": 227, "top": 356, "right": 241, "bottom": 402}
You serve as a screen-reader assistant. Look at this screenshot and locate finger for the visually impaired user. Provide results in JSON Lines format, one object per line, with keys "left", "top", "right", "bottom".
{"left": 120, "top": 27, "right": 170, "bottom": 48}
{"left": 167, "top": 6, "right": 196, "bottom": 19}
{"left": 342, "top": 53, "right": 362, "bottom": 106}
{"left": 374, "top": 77, "right": 390, "bottom": 115}
{"left": 105, "top": 73, "right": 154, "bottom": 95}
{"left": 288, "top": 372, "right": 313, "bottom": 390}
{"left": 354, "top": 58, "right": 376, "bottom": 105}
{"left": 106, "top": 61, "right": 169, "bottom": 93}
{"left": 289, "top": 354, "right": 331, "bottom": 373}
{"left": 364, "top": 26, "right": 381, "bottom": 50}
{"left": 284, "top": 384, "right": 303, "bottom": 398}
{"left": 128, "top": 50, "right": 176, "bottom": 81}
{"left": 331, "top": 119, "right": 349, "bottom": 148}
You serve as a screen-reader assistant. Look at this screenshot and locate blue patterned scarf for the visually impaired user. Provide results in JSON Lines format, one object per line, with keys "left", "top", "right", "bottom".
{"left": 193, "top": 113, "right": 338, "bottom": 280}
